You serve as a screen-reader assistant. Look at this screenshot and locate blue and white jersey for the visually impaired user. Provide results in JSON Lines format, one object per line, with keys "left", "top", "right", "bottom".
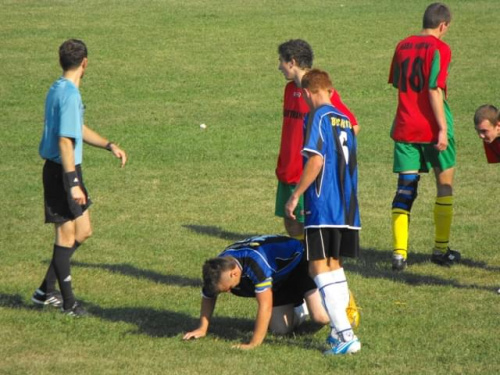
{"left": 204, "top": 235, "right": 304, "bottom": 298}
{"left": 302, "top": 104, "right": 361, "bottom": 230}
{"left": 39, "top": 77, "right": 84, "bottom": 165}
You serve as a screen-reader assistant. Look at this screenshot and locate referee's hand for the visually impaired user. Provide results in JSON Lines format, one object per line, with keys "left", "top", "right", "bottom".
{"left": 71, "top": 186, "right": 87, "bottom": 205}
{"left": 109, "top": 143, "right": 127, "bottom": 168}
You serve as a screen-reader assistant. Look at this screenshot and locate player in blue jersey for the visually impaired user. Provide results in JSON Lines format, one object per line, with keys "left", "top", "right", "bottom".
{"left": 32, "top": 39, "right": 127, "bottom": 316}
{"left": 285, "top": 69, "right": 361, "bottom": 355}
{"left": 183, "top": 235, "right": 330, "bottom": 349}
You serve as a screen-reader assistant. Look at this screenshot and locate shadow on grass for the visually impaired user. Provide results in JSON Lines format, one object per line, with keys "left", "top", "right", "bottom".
{"left": 0, "top": 292, "right": 253, "bottom": 341}
{"left": 182, "top": 224, "right": 257, "bottom": 241}
{"left": 71, "top": 261, "right": 201, "bottom": 288}
{"left": 183, "top": 224, "right": 499, "bottom": 293}
{"left": 345, "top": 247, "right": 498, "bottom": 293}
{"left": 0, "top": 293, "right": 27, "bottom": 308}
{"left": 87, "top": 303, "right": 254, "bottom": 339}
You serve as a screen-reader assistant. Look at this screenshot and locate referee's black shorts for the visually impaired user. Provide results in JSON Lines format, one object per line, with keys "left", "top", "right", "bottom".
{"left": 43, "top": 160, "right": 92, "bottom": 224}
{"left": 272, "top": 259, "right": 317, "bottom": 307}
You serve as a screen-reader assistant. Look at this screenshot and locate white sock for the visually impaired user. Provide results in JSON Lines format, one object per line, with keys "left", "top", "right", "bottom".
{"left": 293, "top": 301, "right": 309, "bottom": 327}
{"left": 314, "top": 268, "right": 354, "bottom": 342}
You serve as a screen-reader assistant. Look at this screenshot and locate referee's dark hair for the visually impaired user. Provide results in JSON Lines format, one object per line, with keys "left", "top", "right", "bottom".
{"left": 59, "top": 39, "right": 88, "bottom": 71}
{"left": 423, "top": 3, "right": 451, "bottom": 29}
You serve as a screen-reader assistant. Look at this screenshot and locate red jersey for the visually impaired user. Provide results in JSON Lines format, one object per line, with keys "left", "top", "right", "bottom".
{"left": 389, "top": 35, "right": 452, "bottom": 143}
{"left": 484, "top": 138, "right": 500, "bottom": 163}
{"left": 276, "top": 81, "right": 358, "bottom": 184}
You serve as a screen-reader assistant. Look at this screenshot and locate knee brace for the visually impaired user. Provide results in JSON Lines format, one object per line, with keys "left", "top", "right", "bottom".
{"left": 392, "top": 173, "right": 420, "bottom": 211}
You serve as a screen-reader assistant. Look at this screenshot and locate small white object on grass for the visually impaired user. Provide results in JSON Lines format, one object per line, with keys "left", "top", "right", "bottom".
{"left": 200, "top": 123, "right": 207, "bottom": 129}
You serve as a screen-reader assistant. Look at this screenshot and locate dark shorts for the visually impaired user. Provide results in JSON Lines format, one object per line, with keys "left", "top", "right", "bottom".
{"left": 43, "top": 160, "right": 92, "bottom": 224}
{"left": 272, "top": 259, "right": 317, "bottom": 307}
{"left": 305, "top": 227, "right": 360, "bottom": 261}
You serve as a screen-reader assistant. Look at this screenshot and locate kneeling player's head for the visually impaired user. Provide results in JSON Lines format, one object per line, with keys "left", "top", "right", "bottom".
{"left": 59, "top": 39, "right": 88, "bottom": 72}
{"left": 474, "top": 104, "right": 500, "bottom": 144}
{"left": 202, "top": 257, "right": 240, "bottom": 296}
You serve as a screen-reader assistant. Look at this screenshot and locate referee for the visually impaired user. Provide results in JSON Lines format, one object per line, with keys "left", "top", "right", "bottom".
{"left": 32, "top": 39, "right": 127, "bottom": 316}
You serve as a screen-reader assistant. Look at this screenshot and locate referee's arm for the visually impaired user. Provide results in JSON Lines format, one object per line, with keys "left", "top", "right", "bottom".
{"left": 82, "top": 125, "right": 127, "bottom": 167}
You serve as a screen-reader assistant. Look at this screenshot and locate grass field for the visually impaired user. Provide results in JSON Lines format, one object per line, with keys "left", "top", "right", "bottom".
{"left": 0, "top": 0, "right": 499, "bottom": 374}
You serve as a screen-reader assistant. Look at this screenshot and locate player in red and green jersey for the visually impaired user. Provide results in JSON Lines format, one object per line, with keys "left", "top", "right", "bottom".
{"left": 388, "top": 3, "right": 460, "bottom": 271}
{"left": 275, "top": 39, "right": 359, "bottom": 240}
{"left": 473, "top": 105, "right": 500, "bottom": 163}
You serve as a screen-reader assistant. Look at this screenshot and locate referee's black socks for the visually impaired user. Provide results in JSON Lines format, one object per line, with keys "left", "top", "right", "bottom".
{"left": 52, "top": 241, "right": 80, "bottom": 310}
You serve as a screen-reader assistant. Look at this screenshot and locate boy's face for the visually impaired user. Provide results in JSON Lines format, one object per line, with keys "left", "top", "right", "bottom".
{"left": 475, "top": 119, "right": 500, "bottom": 143}
{"left": 278, "top": 56, "right": 297, "bottom": 81}
{"left": 216, "top": 268, "right": 241, "bottom": 293}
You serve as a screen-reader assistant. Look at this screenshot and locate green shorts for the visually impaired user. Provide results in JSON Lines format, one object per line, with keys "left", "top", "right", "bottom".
{"left": 275, "top": 181, "right": 304, "bottom": 223}
{"left": 393, "top": 138, "right": 456, "bottom": 173}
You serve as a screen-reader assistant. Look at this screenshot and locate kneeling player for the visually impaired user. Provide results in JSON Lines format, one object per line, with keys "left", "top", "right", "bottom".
{"left": 183, "top": 235, "right": 332, "bottom": 350}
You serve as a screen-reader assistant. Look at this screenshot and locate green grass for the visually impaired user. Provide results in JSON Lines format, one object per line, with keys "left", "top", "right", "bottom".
{"left": 1, "top": 0, "right": 499, "bottom": 374}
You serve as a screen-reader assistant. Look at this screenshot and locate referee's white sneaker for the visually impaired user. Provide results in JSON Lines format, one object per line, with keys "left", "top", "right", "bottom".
{"left": 31, "top": 289, "right": 63, "bottom": 308}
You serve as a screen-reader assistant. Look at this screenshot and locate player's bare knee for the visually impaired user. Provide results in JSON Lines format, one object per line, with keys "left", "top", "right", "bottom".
{"left": 80, "top": 227, "right": 92, "bottom": 242}
{"left": 75, "top": 225, "right": 92, "bottom": 243}
{"left": 309, "top": 310, "right": 329, "bottom": 325}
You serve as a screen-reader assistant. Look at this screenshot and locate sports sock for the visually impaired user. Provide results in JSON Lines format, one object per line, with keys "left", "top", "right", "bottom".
{"left": 314, "top": 268, "right": 354, "bottom": 342}
{"left": 40, "top": 241, "right": 80, "bottom": 294}
{"left": 39, "top": 264, "right": 57, "bottom": 294}
{"left": 52, "top": 243, "right": 79, "bottom": 310}
{"left": 392, "top": 208, "right": 410, "bottom": 259}
{"left": 434, "top": 196, "right": 453, "bottom": 253}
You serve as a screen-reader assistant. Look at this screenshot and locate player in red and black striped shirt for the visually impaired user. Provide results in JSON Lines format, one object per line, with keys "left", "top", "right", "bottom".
{"left": 275, "top": 39, "right": 359, "bottom": 239}
{"left": 388, "top": 3, "right": 459, "bottom": 271}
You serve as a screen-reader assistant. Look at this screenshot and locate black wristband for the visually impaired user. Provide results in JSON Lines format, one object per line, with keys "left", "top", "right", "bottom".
{"left": 105, "top": 142, "right": 113, "bottom": 151}
{"left": 64, "top": 171, "right": 80, "bottom": 188}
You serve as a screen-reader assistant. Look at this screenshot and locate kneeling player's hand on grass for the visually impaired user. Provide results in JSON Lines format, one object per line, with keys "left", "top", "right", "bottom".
{"left": 183, "top": 328, "right": 207, "bottom": 340}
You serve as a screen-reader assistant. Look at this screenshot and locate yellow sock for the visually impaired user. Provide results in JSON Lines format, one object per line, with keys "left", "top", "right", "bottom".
{"left": 392, "top": 208, "right": 409, "bottom": 259}
{"left": 434, "top": 196, "right": 453, "bottom": 253}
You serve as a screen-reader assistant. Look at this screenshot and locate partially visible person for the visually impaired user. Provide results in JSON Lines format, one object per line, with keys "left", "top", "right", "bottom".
{"left": 285, "top": 69, "right": 361, "bottom": 355}
{"left": 183, "top": 235, "right": 331, "bottom": 349}
{"left": 473, "top": 104, "right": 500, "bottom": 163}
{"left": 32, "top": 39, "right": 127, "bottom": 316}
{"left": 388, "top": 3, "right": 459, "bottom": 271}
{"left": 275, "top": 39, "right": 359, "bottom": 239}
